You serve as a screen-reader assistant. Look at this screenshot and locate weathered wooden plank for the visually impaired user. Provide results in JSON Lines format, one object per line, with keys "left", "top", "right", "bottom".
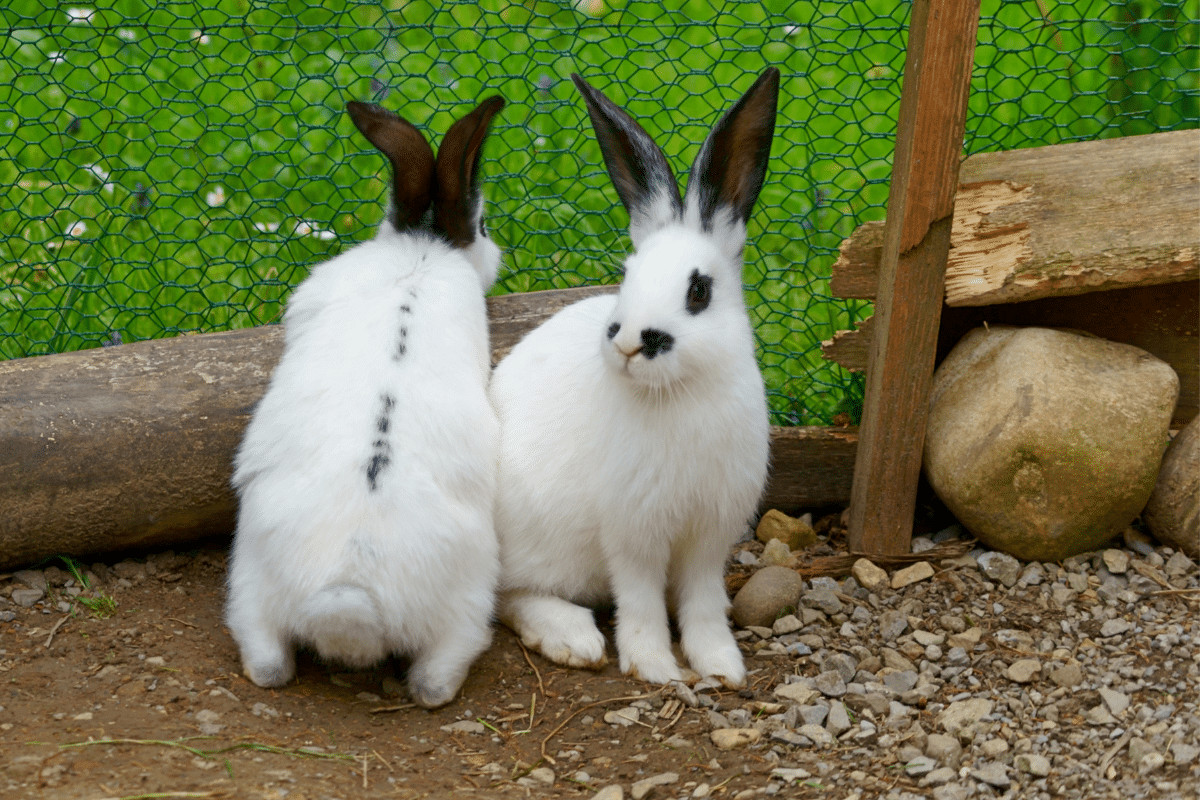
{"left": 0, "top": 284, "right": 855, "bottom": 570}
{"left": 847, "top": 0, "right": 982, "bottom": 556}
{"left": 822, "top": 283, "right": 1198, "bottom": 429}
{"left": 832, "top": 129, "right": 1200, "bottom": 306}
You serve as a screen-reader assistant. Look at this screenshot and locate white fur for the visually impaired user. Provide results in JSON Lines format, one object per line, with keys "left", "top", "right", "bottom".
{"left": 226, "top": 221, "right": 501, "bottom": 708}
{"left": 491, "top": 221, "right": 770, "bottom": 687}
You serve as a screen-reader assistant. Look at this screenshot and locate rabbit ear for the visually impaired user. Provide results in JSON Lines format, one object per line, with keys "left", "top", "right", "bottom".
{"left": 347, "top": 101, "right": 436, "bottom": 231}
{"left": 571, "top": 73, "right": 682, "bottom": 246}
{"left": 432, "top": 95, "right": 505, "bottom": 247}
{"left": 685, "top": 67, "right": 779, "bottom": 232}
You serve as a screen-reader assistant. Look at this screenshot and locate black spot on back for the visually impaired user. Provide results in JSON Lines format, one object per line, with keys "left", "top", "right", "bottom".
{"left": 367, "top": 393, "right": 396, "bottom": 491}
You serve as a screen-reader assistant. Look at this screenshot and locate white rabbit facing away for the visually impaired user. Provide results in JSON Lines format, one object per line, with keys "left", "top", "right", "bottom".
{"left": 225, "top": 95, "right": 505, "bottom": 709}
{"left": 490, "top": 68, "right": 780, "bottom": 687}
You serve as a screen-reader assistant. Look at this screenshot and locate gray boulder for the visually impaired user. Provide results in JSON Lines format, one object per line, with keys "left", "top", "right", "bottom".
{"left": 924, "top": 326, "right": 1178, "bottom": 562}
{"left": 1143, "top": 416, "right": 1198, "bottom": 558}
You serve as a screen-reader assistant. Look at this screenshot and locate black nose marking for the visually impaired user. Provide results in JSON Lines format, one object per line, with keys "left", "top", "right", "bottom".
{"left": 640, "top": 328, "right": 674, "bottom": 359}
{"left": 607, "top": 322, "right": 620, "bottom": 340}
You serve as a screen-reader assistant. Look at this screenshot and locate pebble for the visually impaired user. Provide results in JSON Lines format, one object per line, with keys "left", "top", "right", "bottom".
{"left": 774, "top": 682, "right": 818, "bottom": 705}
{"left": 813, "top": 670, "right": 846, "bottom": 698}
{"left": 905, "top": 755, "right": 937, "bottom": 776}
{"left": 1098, "top": 687, "right": 1130, "bottom": 715}
{"left": 970, "top": 762, "right": 1011, "bottom": 788}
{"left": 10, "top": 588, "right": 44, "bottom": 607}
{"left": 891, "top": 561, "right": 934, "bottom": 589}
{"left": 1102, "top": 548, "right": 1130, "bottom": 574}
{"left": 710, "top": 728, "right": 760, "bottom": 750}
{"left": 878, "top": 609, "right": 908, "bottom": 641}
{"left": 1048, "top": 661, "right": 1084, "bottom": 688}
{"left": 441, "top": 720, "right": 486, "bottom": 735}
{"left": 526, "top": 767, "right": 555, "bottom": 785}
{"left": 925, "top": 733, "right": 962, "bottom": 766}
{"left": 1099, "top": 618, "right": 1133, "bottom": 637}
{"left": 851, "top": 558, "right": 889, "bottom": 591}
{"left": 592, "top": 787, "right": 623, "bottom": 800}
{"left": 936, "top": 698, "right": 992, "bottom": 733}
{"left": 760, "top": 538, "right": 794, "bottom": 566}
{"left": 976, "top": 551, "right": 1021, "bottom": 587}
{"left": 1015, "top": 753, "right": 1051, "bottom": 776}
{"left": 604, "top": 707, "right": 640, "bottom": 727}
{"left": 731, "top": 566, "right": 804, "bottom": 628}
{"left": 826, "top": 701, "right": 851, "bottom": 735}
{"left": 802, "top": 588, "right": 843, "bottom": 616}
{"left": 13, "top": 570, "right": 48, "bottom": 592}
{"left": 1006, "top": 658, "right": 1041, "bottom": 683}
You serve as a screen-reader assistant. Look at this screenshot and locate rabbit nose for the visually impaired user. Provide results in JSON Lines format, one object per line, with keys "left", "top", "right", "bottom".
{"left": 640, "top": 328, "right": 674, "bottom": 359}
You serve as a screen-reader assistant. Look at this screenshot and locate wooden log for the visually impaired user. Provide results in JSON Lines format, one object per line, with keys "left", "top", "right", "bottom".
{"left": 0, "top": 285, "right": 858, "bottom": 571}
{"left": 821, "top": 282, "right": 1199, "bottom": 428}
{"left": 847, "top": 0, "right": 982, "bottom": 555}
{"left": 832, "top": 129, "right": 1200, "bottom": 306}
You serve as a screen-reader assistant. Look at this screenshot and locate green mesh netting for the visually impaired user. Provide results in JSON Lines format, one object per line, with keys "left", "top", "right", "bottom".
{"left": 2, "top": 1, "right": 1196, "bottom": 426}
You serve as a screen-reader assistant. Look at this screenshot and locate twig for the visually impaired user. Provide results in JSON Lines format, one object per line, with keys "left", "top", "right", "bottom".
{"left": 361, "top": 753, "right": 369, "bottom": 790}
{"left": 539, "top": 689, "right": 664, "bottom": 765}
{"left": 367, "top": 703, "right": 416, "bottom": 714}
{"left": 94, "top": 792, "right": 227, "bottom": 800}
{"left": 44, "top": 613, "right": 71, "bottom": 649}
{"left": 1099, "top": 728, "right": 1133, "bottom": 777}
{"left": 1151, "top": 588, "right": 1200, "bottom": 597}
{"left": 517, "top": 639, "right": 549, "bottom": 699}
{"left": 58, "top": 736, "right": 356, "bottom": 763}
{"left": 372, "top": 749, "right": 394, "bottom": 772}
{"left": 166, "top": 617, "right": 198, "bottom": 629}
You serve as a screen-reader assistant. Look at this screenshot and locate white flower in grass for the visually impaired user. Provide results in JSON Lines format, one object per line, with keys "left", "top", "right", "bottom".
{"left": 65, "top": 220, "right": 88, "bottom": 237}
{"left": 205, "top": 185, "right": 226, "bottom": 207}
{"left": 783, "top": 25, "right": 801, "bottom": 37}
{"left": 65, "top": 8, "right": 94, "bottom": 24}
{"left": 191, "top": 29, "right": 211, "bottom": 45}
{"left": 295, "top": 220, "right": 336, "bottom": 241}
{"left": 117, "top": 29, "right": 137, "bottom": 41}
{"left": 253, "top": 221, "right": 280, "bottom": 233}
{"left": 84, "top": 163, "right": 114, "bottom": 192}
{"left": 47, "top": 51, "right": 66, "bottom": 65}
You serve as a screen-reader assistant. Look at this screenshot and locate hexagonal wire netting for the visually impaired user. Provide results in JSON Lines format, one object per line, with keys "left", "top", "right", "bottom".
{"left": 1, "top": 1, "right": 1196, "bottom": 425}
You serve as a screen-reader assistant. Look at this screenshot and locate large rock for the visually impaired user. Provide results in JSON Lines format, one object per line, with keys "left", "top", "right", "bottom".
{"left": 924, "top": 326, "right": 1178, "bottom": 562}
{"left": 1143, "top": 416, "right": 1199, "bottom": 558}
{"left": 731, "top": 566, "right": 804, "bottom": 629}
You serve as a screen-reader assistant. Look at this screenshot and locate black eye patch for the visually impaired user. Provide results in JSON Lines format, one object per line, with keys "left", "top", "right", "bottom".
{"left": 686, "top": 269, "right": 712, "bottom": 315}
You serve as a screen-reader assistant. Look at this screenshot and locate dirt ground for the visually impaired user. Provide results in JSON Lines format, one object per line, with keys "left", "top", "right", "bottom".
{"left": 1, "top": 514, "right": 1194, "bottom": 800}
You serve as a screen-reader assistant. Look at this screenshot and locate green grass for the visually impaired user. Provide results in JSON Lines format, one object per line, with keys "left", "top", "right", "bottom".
{"left": 1, "top": 0, "right": 1196, "bottom": 425}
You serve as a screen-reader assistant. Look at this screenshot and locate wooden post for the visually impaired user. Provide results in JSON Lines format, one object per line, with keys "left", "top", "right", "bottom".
{"left": 847, "top": 0, "right": 982, "bottom": 554}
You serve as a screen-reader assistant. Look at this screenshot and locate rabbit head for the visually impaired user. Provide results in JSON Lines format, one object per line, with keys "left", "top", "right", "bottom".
{"left": 571, "top": 69, "right": 779, "bottom": 393}
{"left": 347, "top": 96, "right": 505, "bottom": 291}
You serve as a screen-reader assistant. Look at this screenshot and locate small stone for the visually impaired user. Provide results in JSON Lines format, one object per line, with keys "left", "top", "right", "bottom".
{"left": 731, "top": 566, "right": 804, "bottom": 629}
{"left": 1015, "top": 753, "right": 1051, "bottom": 777}
{"left": 756, "top": 509, "right": 817, "bottom": 551}
{"left": 770, "top": 767, "right": 812, "bottom": 783}
{"left": 891, "top": 561, "right": 934, "bottom": 589}
{"left": 1139, "top": 753, "right": 1166, "bottom": 774}
{"left": 1085, "top": 705, "right": 1116, "bottom": 725}
{"left": 802, "top": 588, "right": 843, "bottom": 615}
{"left": 980, "top": 738, "right": 1009, "bottom": 758}
{"left": 813, "top": 670, "right": 846, "bottom": 698}
{"left": 905, "top": 755, "right": 937, "bottom": 776}
{"left": 760, "top": 538, "right": 795, "bottom": 566}
{"left": 851, "top": 558, "right": 888, "bottom": 592}
{"left": 604, "top": 707, "right": 640, "bottom": 727}
{"left": 878, "top": 609, "right": 908, "bottom": 641}
{"left": 771, "top": 614, "right": 801, "bottom": 636}
{"left": 1098, "top": 687, "right": 1130, "bottom": 715}
{"left": 826, "top": 701, "right": 851, "bottom": 736}
{"left": 1163, "top": 551, "right": 1196, "bottom": 577}
{"left": 797, "top": 704, "right": 828, "bottom": 726}
{"left": 1099, "top": 618, "right": 1133, "bottom": 637}
{"left": 1128, "top": 737, "right": 1157, "bottom": 763}
{"left": 1006, "top": 659, "right": 1041, "bottom": 683}
{"left": 926, "top": 733, "right": 963, "bottom": 766}
{"left": 441, "top": 720, "right": 486, "bottom": 735}
{"left": 882, "top": 670, "right": 919, "bottom": 694}
{"left": 922, "top": 767, "right": 958, "bottom": 786}
{"left": 932, "top": 785, "right": 969, "bottom": 800}
{"left": 527, "top": 767, "right": 555, "bottom": 785}
{"left": 592, "top": 787, "right": 623, "bottom": 800}
{"left": 13, "top": 570, "right": 48, "bottom": 591}
{"left": 1171, "top": 742, "right": 1199, "bottom": 764}
{"left": 774, "top": 682, "right": 818, "bottom": 706}
{"left": 937, "top": 698, "right": 993, "bottom": 734}
{"left": 976, "top": 552, "right": 1021, "bottom": 587}
{"left": 10, "top": 588, "right": 44, "bottom": 607}
{"left": 72, "top": 712, "right": 93, "bottom": 721}
{"left": 1048, "top": 662, "right": 1084, "bottom": 689}
{"left": 631, "top": 773, "right": 678, "bottom": 800}
{"left": 970, "top": 762, "right": 1011, "bottom": 789}
{"left": 710, "top": 728, "right": 760, "bottom": 750}
{"left": 250, "top": 702, "right": 279, "bottom": 719}
{"left": 1101, "top": 548, "right": 1130, "bottom": 574}
{"left": 797, "top": 724, "right": 835, "bottom": 746}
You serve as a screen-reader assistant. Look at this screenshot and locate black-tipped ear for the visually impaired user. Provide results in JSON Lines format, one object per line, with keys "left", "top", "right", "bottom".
{"left": 571, "top": 74, "right": 682, "bottom": 238}
{"left": 347, "top": 101, "right": 436, "bottom": 231}
{"left": 686, "top": 67, "right": 779, "bottom": 230}
{"left": 432, "top": 95, "right": 505, "bottom": 247}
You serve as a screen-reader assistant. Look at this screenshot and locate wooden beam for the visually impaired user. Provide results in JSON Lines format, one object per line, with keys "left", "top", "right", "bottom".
{"left": 832, "top": 130, "right": 1200, "bottom": 306}
{"left": 0, "top": 285, "right": 857, "bottom": 571}
{"left": 847, "top": 0, "right": 982, "bottom": 555}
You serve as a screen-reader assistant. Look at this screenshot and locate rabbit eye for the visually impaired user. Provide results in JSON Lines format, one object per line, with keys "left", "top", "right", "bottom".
{"left": 686, "top": 269, "right": 712, "bottom": 315}
{"left": 478, "top": 217, "right": 487, "bottom": 237}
